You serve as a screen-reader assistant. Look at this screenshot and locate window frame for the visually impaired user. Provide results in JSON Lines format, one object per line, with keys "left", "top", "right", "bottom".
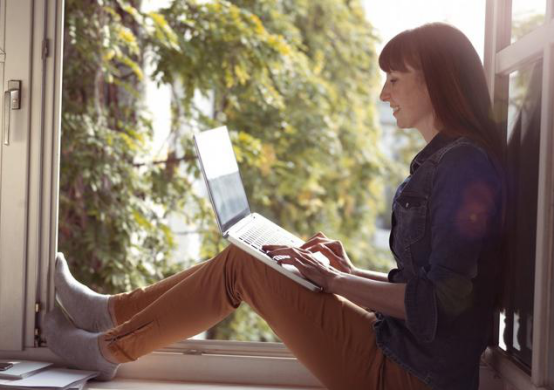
{"left": 31, "top": 0, "right": 65, "bottom": 350}
{"left": 483, "top": 0, "right": 554, "bottom": 389}
{"left": 4, "top": 0, "right": 552, "bottom": 387}
{"left": 0, "top": 0, "right": 321, "bottom": 386}
{"left": 0, "top": 0, "right": 62, "bottom": 352}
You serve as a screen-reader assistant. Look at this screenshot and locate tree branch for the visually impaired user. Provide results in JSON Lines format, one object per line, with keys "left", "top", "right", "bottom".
{"left": 133, "top": 154, "right": 196, "bottom": 167}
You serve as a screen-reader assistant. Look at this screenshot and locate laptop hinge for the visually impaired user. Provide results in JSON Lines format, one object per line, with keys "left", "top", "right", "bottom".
{"left": 226, "top": 213, "right": 255, "bottom": 237}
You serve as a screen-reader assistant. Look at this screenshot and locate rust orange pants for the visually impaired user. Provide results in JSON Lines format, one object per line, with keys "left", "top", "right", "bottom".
{"left": 105, "top": 245, "right": 429, "bottom": 390}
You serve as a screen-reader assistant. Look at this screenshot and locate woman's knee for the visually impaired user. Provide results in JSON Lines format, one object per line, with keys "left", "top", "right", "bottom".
{"left": 220, "top": 244, "right": 258, "bottom": 268}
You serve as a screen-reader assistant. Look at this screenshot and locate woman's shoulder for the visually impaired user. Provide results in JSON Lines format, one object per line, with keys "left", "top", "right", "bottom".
{"left": 432, "top": 136, "right": 488, "bottom": 163}
{"left": 432, "top": 137, "right": 502, "bottom": 187}
{"left": 434, "top": 136, "right": 494, "bottom": 166}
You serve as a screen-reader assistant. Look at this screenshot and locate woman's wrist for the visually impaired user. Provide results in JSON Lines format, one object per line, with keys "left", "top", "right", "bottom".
{"left": 327, "top": 271, "right": 347, "bottom": 294}
{"left": 351, "top": 267, "right": 363, "bottom": 277}
{"left": 351, "top": 268, "right": 390, "bottom": 282}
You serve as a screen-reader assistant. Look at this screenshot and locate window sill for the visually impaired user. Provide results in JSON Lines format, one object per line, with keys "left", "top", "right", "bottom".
{"left": 116, "top": 348, "right": 321, "bottom": 387}
{"left": 0, "top": 345, "right": 323, "bottom": 389}
{"left": 481, "top": 347, "right": 544, "bottom": 390}
{"left": 2, "top": 345, "right": 542, "bottom": 390}
{"left": 86, "top": 378, "right": 321, "bottom": 389}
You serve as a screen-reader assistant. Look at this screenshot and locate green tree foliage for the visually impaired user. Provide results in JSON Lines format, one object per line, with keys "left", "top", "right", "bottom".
{"left": 60, "top": 0, "right": 185, "bottom": 293}
{"left": 60, "top": 0, "right": 384, "bottom": 341}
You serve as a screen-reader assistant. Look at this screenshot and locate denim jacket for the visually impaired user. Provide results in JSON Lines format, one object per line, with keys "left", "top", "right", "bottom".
{"left": 374, "top": 133, "right": 503, "bottom": 390}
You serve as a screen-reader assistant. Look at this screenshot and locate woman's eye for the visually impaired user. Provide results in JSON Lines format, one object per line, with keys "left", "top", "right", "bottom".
{"left": 390, "top": 79, "right": 398, "bottom": 84}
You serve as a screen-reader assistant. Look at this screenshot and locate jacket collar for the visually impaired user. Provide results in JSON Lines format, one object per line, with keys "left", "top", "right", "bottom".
{"left": 409, "top": 132, "right": 458, "bottom": 174}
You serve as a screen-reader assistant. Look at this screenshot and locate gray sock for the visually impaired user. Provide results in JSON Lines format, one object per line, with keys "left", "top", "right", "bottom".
{"left": 43, "top": 307, "right": 119, "bottom": 381}
{"left": 54, "top": 253, "right": 114, "bottom": 332}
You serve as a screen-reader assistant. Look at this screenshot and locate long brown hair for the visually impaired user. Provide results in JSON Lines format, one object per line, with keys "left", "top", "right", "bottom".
{"left": 380, "top": 23, "right": 508, "bottom": 309}
{"left": 378, "top": 23, "right": 503, "bottom": 163}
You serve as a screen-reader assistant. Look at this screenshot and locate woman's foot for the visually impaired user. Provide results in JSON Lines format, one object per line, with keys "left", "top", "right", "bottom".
{"left": 44, "top": 307, "right": 119, "bottom": 381}
{"left": 54, "top": 253, "right": 115, "bottom": 332}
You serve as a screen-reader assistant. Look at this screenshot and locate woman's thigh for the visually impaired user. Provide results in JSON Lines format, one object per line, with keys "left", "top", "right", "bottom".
{"left": 223, "top": 245, "right": 421, "bottom": 390}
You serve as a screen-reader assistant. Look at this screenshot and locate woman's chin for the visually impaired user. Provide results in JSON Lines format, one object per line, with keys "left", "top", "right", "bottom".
{"left": 395, "top": 121, "right": 408, "bottom": 129}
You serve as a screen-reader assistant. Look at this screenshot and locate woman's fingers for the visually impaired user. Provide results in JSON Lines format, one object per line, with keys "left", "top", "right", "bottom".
{"left": 264, "top": 246, "right": 303, "bottom": 261}
{"left": 264, "top": 245, "right": 313, "bottom": 257}
{"left": 265, "top": 245, "right": 340, "bottom": 293}
{"left": 312, "top": 231, "right": 327, "bottom": 239}
{"left": 272, "top": 251, "right": 314, "bottom": 275}
{"left": 277, "top": 253, "right": 304, "bottom": 266}
{"left": 265, "top": 233, "right": 341, "bottom": 258}
{"left": 262, "top": 244, "right": 288, "bottom": 251}
{"left": 300, "top": 232, "right": 329, "bottom": 249}
{"left": 325, "top": 240, "right": 344, "bottom": 254}
{"left": 265, "top": 246, "right": 319, "bottom": 266}
{"left": 312, "top": 244, "right": 339, "bottom": 261}
{"left": 306, "top": 243, "right": 341, "bottom": 260}
{"left": 303, "top": 239, "right": 343, "bottom": 256}
{"left": 306, "top": 243, "right": 354, "bottom": 273}
{"left": 301, "top": 237, "right": 331, "bottom": 251}
{"left": 263, "top": 245, "right": 342, "bottom": 277}
{"left": 277, "top": 250, "right": 321, "bottom": 272}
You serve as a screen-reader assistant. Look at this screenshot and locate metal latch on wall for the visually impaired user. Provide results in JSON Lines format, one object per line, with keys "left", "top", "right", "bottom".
{"left": 3, "top": 80, "right": 21, "bottom": 145}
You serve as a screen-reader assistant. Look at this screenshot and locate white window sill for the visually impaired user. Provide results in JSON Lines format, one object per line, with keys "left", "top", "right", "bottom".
{"left": 481, "top": 347, "right": 539, "bottom": 390}
{"left": 2, "top": 344, "right": 530, "bottom": 390}
{"left": 86, "top": 378, "right": 321, "bottom": 389}
{"left": 0, "top": 345, "right": 324, "bottom": 389}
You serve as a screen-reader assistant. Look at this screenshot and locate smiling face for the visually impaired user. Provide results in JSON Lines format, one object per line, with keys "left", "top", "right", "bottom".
{"left": 379, "top": 66, "right": 439, "bottom": 142}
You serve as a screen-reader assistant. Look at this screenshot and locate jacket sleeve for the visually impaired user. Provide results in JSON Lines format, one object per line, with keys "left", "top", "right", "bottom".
{"left": 404, "top": 145, "right": 501, "bottom": 343}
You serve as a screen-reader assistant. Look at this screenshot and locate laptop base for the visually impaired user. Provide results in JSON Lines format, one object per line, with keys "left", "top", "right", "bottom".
{"left": 227, "top": 234, "right": 323, "bottom": 292}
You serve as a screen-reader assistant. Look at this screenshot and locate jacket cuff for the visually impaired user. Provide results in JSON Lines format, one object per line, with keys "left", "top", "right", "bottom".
{"left": 388, "top": 268, "right": 401, "bottom": 282}
{"left": 404, "top": 268, "right": 438, "bottom": 343}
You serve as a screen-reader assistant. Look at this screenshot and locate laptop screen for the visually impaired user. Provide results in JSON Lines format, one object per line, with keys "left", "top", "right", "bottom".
{"left": 194, "top": 127, "right": 251, "bottom": 234}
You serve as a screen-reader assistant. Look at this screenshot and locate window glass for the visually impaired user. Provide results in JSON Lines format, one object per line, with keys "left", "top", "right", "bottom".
{"left": 511, "top": 0, "right": 547, "bottom": 43}
{"left": 500, "top": 60, "right": 543, "bottom": 369}
{"left": 57, "top": 0, "right": 385, "bottom": 343}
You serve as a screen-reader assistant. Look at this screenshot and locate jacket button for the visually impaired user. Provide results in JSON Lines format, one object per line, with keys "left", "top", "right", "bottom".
{"left": 405, "top": 202, "right": 410, "bottom": 207}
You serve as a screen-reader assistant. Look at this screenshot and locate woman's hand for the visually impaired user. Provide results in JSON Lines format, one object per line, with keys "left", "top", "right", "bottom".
{"left": 300, "top": 232, "right": 357, "bottom": 275}
{"left": 262, "top": 245, "right": 343, "bottom": 293}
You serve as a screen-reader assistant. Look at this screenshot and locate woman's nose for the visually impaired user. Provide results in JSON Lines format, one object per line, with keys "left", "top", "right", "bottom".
{"left": 380, "top": 84, "right": 390, "bottom": 102}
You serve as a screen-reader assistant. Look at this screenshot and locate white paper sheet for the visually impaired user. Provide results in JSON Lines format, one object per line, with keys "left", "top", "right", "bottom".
{"left": 0, "top": 368, "right": 97, "bottom": 389}
{"left": 0, "top": 361, "right": 53, "bottom": 379}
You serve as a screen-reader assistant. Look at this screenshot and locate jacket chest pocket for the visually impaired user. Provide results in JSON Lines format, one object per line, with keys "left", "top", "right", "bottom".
{"left": 392, "top": 192, "right": 428, "bottom": 247}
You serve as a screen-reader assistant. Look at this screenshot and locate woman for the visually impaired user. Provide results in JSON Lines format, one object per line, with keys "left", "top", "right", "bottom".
{"left": 45, "top": 23, "right": 504, "bottom": 390}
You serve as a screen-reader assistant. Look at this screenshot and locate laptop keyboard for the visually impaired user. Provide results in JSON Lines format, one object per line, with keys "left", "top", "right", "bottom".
{"left": 238, "top": 219, "right": 299, "bottom": 250}
{"left": 236, "top": 216, "right": 330, "bottom": 267}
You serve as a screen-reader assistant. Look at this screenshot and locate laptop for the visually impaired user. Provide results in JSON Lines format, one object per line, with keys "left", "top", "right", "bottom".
{"left": 194, "top": 126, "right": 329, "bottom": 292}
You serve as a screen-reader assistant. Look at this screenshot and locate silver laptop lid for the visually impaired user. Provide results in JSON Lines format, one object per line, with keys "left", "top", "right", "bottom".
{"left": 194, "top": 126, "right": 251, "bottom": 235}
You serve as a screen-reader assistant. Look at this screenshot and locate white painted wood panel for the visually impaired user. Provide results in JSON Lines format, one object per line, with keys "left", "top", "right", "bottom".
{"left": 0, "top": 0, "right": 34, "bottom": 351}
{"left": 532, "top": 38, "right": 554, "bottom": 389}
{"left": 25, "top": 0, "right": 64, "bottom": 348}
{"left": 0, "top": 0, "right": 64, "bottom": 351}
